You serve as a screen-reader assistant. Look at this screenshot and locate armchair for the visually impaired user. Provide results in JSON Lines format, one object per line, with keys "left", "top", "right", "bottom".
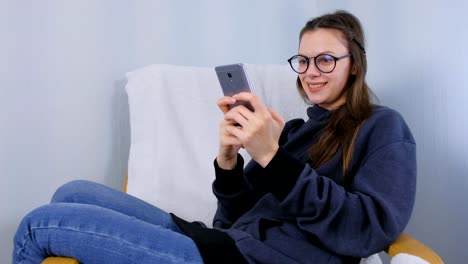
{"left": 42, "top": 235, "right": 444, "bottom": 263}
{"left": 42, "top": 179, "right": 444, "bottom": 263}
{"left": 42, "top": 182, "right": 443, "bottom": 263}
{"left": 42, "top": 64, "right": 443, "bottom": 264}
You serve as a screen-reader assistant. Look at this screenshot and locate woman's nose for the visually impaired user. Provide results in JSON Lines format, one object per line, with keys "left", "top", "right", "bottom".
{"left": 303, "top": 62, "right": 321, "bottom": 77}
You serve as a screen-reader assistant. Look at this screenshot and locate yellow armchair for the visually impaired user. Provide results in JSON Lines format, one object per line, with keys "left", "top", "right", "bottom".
{"left": 42, "top": 233, "right": 443, "bottom": 264}
{"left": 42, "top": 258, "right": 78, "bottom": 264}
{"left": 41, "top": 178, "right": 444, "bottom": 264}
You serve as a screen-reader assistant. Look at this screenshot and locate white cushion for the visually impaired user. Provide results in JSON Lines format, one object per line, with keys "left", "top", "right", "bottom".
{"left": 391, "top": 253, "right": 430, "bottom": 264}
{"left": 125, "top": 64, "right": 304, "bottom": 225}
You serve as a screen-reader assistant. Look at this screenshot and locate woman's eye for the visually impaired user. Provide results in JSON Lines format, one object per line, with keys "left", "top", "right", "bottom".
{"left": 318, "top": 55, "right": 334, "bottom": 64}
{"left": 298, "top": 59, "right": 307, "bottom": 64}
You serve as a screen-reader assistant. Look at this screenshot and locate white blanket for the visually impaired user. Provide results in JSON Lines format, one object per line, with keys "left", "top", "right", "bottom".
{"left": 359, "top": 253, "right": 429, "bottom": 264}
{"left": 125, "top": 64, "right": 304, "bottom": 225}
{"left": 391, "top": 253, "right": 430, "bottom": 264}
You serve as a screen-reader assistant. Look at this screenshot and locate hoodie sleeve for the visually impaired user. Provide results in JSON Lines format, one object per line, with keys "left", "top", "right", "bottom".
{"left": 212, "top": 118, "right": 306, "bottom": 229}
{"left": 211, "top": 154, "right": 258, "bottom": 228}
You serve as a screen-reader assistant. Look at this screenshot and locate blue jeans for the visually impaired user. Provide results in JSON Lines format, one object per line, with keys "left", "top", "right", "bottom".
{"left": 13, "top": 180, "right": 204, "bottom": 264}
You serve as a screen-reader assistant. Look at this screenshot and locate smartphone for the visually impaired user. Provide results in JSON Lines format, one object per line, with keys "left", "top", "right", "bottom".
{"left": 215, "top": 63, "right": 254, "bottom": 112}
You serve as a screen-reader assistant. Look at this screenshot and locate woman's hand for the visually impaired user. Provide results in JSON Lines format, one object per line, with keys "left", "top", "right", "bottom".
{"left": 216, "top": 96, "right": 243, "bottom": 170}
{"left": 223, "top": 92, "right": 285, "bottom": 167}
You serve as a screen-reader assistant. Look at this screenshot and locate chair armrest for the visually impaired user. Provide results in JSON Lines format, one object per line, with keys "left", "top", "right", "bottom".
{"left": 123, "top": 176, "right": 128, "bottom": 193}
{"left": 41, "top": 257, "right": 79, "bottom": 264}
{"left": 386, "top": 233, "right": 444, "bottom": 264}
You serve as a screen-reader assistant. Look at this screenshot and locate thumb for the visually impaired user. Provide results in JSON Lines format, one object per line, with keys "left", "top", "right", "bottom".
{"left": 269, "top": 109, "right": 285, "bottom": 127}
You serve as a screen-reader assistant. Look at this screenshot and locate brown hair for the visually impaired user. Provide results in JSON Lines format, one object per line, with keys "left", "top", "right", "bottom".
{"left": 297, "top": 10, "right": 373, "bottom": 176}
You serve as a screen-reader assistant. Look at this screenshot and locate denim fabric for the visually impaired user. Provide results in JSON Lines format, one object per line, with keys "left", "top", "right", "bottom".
{"left": 13, "top": 180, "right": 203, "bottom": 264}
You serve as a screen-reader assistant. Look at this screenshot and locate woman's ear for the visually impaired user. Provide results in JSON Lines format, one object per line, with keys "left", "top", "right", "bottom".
{"left": 351, "top": 65, "right": 357, "bottom": 75}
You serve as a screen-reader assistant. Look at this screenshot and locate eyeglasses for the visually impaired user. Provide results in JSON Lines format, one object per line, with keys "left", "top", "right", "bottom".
{"left": 287, "top": 53, "right": 352, "bottom": 74}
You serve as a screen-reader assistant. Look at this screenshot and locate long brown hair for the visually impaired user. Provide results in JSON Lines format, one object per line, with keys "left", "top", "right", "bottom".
{"left": 296, "top": 10, "right": 373, "bottom": 176}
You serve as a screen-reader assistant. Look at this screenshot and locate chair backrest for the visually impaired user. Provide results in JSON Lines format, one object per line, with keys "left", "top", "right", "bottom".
{"left": 124, "top": 64, "right": 306, "bottom": 225}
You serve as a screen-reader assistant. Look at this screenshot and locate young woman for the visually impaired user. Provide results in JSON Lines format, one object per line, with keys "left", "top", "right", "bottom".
{"left": 13, "top": 10, "right": 416, "bottom": 264}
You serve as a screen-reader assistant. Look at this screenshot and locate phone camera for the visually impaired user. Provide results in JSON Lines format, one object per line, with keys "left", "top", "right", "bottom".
{"left": 227, "top": 73, "right": 232, "bottom": 78}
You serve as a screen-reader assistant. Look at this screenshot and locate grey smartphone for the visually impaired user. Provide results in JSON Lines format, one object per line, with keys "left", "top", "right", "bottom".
{"left": 215, "top": 63, "right": 255, "bottom": 112}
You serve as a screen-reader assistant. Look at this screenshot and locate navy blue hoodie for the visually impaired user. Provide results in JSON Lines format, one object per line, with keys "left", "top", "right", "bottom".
{"left": 172, "top": 105, "right": 416, "bottom": 264}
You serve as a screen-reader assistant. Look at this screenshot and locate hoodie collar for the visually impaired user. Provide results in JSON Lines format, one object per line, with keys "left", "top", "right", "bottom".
{"left": 307, "top": 105, "right": 331, "bottom": 122}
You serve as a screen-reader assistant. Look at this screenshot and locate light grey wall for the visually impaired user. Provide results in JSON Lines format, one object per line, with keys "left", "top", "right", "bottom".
{"left": 1, "top": 0, "right": 466, "bottom": 263}
{"left": 127, "top": 0, "right": 315, "bottom": 67}
{"left": 0, "top": 1, "right": 133, "bottom": 262}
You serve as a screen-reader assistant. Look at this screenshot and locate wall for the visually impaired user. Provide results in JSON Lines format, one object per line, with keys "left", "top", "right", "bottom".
{"left": 1, "top": 0, "right": 466, "bottom": 263}
{"left": 0, "top": 1, "right": 132, "bottom": 262}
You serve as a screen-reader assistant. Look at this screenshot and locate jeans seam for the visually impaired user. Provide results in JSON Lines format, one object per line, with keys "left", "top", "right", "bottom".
{"left": 16, "top": 229, "right": 31, "bottom": 264}
{"left": 26, "top": 225, "right": 196, "bottom": 263}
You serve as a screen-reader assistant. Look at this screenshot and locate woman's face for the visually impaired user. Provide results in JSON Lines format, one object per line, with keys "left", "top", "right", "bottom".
{"left": 298, "top": 28, "right": 352, "bottom": 110}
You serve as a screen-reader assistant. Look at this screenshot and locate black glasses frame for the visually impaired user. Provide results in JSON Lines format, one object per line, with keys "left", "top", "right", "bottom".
{"left": 287, "top": 53, "right": 352, "bottom": 74}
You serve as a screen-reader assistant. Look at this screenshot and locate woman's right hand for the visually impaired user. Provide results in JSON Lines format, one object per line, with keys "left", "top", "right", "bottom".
{"left": 216, "top": 96, "right": 242, "bottom": 170}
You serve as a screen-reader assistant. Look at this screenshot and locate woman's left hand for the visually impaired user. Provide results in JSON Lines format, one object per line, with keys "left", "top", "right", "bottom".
{"left": 224, "top": 92, "right": 285, "bottom": 167}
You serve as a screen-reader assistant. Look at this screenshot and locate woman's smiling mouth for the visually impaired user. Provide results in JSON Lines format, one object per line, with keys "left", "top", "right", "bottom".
{"left": 307, "top": 82, "right": 327, "bottom": 90}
